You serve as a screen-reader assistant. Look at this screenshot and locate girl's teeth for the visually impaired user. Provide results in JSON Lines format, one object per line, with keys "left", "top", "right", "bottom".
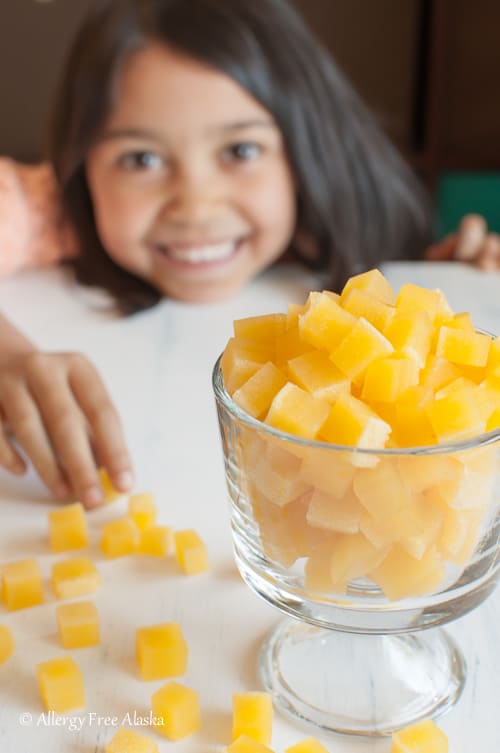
{"left": 167, "top": 242, "right": 237, "bottom": 263}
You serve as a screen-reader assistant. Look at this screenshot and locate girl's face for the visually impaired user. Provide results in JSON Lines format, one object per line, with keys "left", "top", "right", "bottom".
{"left": 86, "top": 42, "right": 297, "bottom": 302}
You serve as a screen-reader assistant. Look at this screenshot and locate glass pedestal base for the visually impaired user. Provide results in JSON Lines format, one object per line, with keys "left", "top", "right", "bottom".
{"left": 259, "top": 618, "right": 466, "bottom": 737}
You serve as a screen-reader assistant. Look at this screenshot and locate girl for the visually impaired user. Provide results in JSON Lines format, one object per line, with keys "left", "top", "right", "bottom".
{"left": 0, "top": 0, "right": 494, "bottom": 508}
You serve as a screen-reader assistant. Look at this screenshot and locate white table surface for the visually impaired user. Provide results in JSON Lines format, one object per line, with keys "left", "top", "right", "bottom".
{"left": 0, "top": 261, "right": 498, "bottom": 753}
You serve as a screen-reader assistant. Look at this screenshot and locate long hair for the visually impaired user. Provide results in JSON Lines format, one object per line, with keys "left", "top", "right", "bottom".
{"left": 49, "top": 0, "right": 433, "bottom": 314}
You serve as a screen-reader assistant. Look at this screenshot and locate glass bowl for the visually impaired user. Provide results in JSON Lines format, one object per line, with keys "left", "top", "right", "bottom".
{"left": 212, "top": 356, "right": 500, "bottom": 736}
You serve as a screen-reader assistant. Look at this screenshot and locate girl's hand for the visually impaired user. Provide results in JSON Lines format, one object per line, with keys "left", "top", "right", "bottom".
{"left": 0, "top": 351, "right": 133, "bottom": 508}
{"left": 425, "top": 214, "right": 500, "bottom": 269}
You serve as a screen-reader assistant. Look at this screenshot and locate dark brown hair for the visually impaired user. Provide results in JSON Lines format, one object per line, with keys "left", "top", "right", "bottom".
{"left": 49, "top": 0, "right": 433, "bottom": 314}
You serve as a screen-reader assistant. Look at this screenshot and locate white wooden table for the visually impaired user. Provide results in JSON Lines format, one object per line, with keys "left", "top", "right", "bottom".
{"left": 0, "top": 261, "right": 498, "bottom": 752}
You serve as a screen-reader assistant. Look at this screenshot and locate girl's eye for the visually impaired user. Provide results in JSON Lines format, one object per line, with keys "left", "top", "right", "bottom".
{"left": 222, "top": 142, "right": 262, "bottom": 163}
{"left": 117, "top": 151, "right": 165, "bottom": 171}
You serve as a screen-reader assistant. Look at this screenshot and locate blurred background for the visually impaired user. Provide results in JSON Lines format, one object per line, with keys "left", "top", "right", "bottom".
{"left": 1, "top": 0, "right": 499, "bottom": 236}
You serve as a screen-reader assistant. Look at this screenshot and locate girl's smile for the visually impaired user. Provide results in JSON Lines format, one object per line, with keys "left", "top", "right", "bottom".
{"left": 86, "top": 42, "right": 297, "bottom": 302}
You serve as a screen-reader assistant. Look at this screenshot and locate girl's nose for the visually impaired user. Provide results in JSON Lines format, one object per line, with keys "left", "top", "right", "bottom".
{"left": 161, "top": 166, "right": 224, "bottom": 225}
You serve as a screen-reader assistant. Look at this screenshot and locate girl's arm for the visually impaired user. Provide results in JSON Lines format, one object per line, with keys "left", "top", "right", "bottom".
{"left": 425, "top": 215, "right": 500, "bottom": 269}
{"left": 0, "top": 313, "right": 133, "bottom": 508}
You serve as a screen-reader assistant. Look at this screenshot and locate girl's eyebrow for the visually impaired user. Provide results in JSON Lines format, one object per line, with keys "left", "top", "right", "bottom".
{"left": 99, "top": 119, "right": 275, "bottom": 143}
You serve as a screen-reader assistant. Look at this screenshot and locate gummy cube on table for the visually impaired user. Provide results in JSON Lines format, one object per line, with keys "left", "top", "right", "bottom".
{"left": 285, "top": 738, "right": 331, "bottom": 753}
{"left": 298, "top": 291, "right": 357, "bottom": 351}
{"left": 330, "top": 317, "right": 394, "bottom": 383}
{"left": 340, "top": 268, "right": 396, "bottom": 306}
{"left": 105, "top": 727, "right": 159, "bottom": 753}
{"left": 174, "top": 530, "right": 210, "bottom": 574}
{"left": 233, "top": 361, "right": 287, "bottom": 419}
{"left": 226, "top": 735, "right": 276, "bottom": 753}
{"left": 139, "top": 525, "right": 173, "bottom": 556}
{"left": 136, "top": 622, "right": 188, "bottom": 680}
{"left": 232, "top": 691, "right": 273, "bottom": 744}
{"left": 435, "top": 326, "right": 491, "bottom": 368}
{"left": 56, "top": 600, "right": 100, "bottom": 649}
{"left": 2, "top": 559, "right": 44, "bottom": 611}
{"left": 101, "top": 518, "right": 140, "bottom": 557}
{"left": 391, "top": 718, "right": 448, "bottom": 752}
{"left": 287, "top": 350, "right": 349, "bottom": 404}
{"left": 151, "top": 681, "right": 200, "bottom": 740}
{"left": 48, "top": 502, "right": 88, "bottom": 553}
{"left": 0, "top": 624, "right": 15, "bottom": 664}
{"left": 128, "top": 492, "right": 157, "bottom": 530}
{"left": 51, "top": 557, "right": 101, "bottom": 599}
{"left": 36, "top": 656, "right": 85, "bottom": 712}
{"left": 265, "top": 382, "right": 330, "bottom": 440}
{"left": 99, "top": 468, "right": 124, "bottom": 504}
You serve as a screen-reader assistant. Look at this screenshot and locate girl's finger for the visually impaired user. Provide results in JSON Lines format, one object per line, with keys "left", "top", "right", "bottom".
{"left": 424, "top": 234, "right": 456, "bottom": 261}
{"left": 477, "top": 233, "right": 500, "bottom": 271}
{"left": 454, "top": 214, "right": 487, "bottom": 261}
{"left": 2, "top": 383, "right": 70, "bottom": 499}
{"left": 0, "top": 419, "right": 26, "bottom": 475}
{"left": 68, "top": 357, "right": 134, "bottom": 493}
{"left": 28, "top": 370, "right": 105, "bottom": 509}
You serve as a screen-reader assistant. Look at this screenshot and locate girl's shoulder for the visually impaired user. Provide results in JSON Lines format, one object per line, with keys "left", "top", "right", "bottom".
{"left": 0, "top": 158, "right": 77, "bottom": 277}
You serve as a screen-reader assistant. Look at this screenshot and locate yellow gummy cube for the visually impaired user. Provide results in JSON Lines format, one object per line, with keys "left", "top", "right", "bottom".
{"left": 391, "top": 718, "right": 448, "bottom": 753}
{"left": 306, "top": 487, "right": 363, "bottom": 534}
{"left": 287, "top": 350, "right": 349, "bottom": 403}
{"left": 266, "top": 383, "right": 330, "bottom": 440}
{"left": 340, "top": 268, "right": 396, "bottom": 305}
{"left": 419, "top": 354, "right": 461, "bottom": 392}
{"left": 285, "top": 739, "right": 331, "bottom": 753}
{"left": 341, "top": 287, "right": 395, "bottom": 331}
{"left": 128, "top": 493, "right": 157, "bottom": 530}
{"left": 396, "top": 283, "right": 451, "bottom": 323}
{"left": 437, "top": 506, "right": 484, "bottom": 566}
{"left": 221, "top": 337, "right": 273, "bottom": 395}
{"left": 393, "top": 386, "right": 436, "bottom": 448}
{"left": 425, "top": 389, "right": 485, "bottom": 442}
{"left": 0, "top": 624, "right": 15, "bottom": 664}
{"left": 370, "top": 545, "right": 444, "bottom": 600}
{"left": 99, "top": 468, "right": 123, "bottom": 504}
{"left": 319, "top": 393, "right": 391, "bottom": 450}
{"left": 232, "top": 692, "right": 273, "bottom": 745}
{"left": 2, "top": 559, "right": 44, "bottom": 611}
{"left": 384, "top": 310, "right": 432, "bottom": 368}
{"left": 299, "top": 292, "right": 357, "bottom": 351}
{"left": 287, "top": 303, "right": 308, "bottom": 329}
{"left": 227, "top": 736, "right": 276, "bottom": 753}
{"left": 136, "top": 622, "right": 188, "bottom": 680}
{"left": 51, "top": 556, "right": 101, "bottom": 599}
{"left": 435, "top": 326, "right": 491, "bottom": 368}
{"left": 48, "top": 502, "right": 88, "bottom": 553}
{"left": 56, "top": 600, "right": 100, "bottom": 649}
{"left": 486, "top": 335, "right": 500, "bottom": 370}
{"left": 36, "top": 656, "right": 85, "bottom": 712}
{"left": 275, "top": 325, "right": 313, "bottom": 366}
{"left": 105, "top": 727, "right": 159, "bottom": 753}
{"left": 353, "top": 459, "right": 413, "bottom": 521}
{"left": 330, "top": 317, "right": 394, "bottom": 382}
{"left": 250, "top": 442, "right": 307, "bottom": 508}
{"left": 233, "top": 313, "right": 286, "bottom": 343}
{"left": 329, "top": 533, "right": 389, "bottom": 589}
{"left": 361, "top": 356, "right": 420, "bottom": 403}
{"left": 174, "top": 530, "right": 210, "bottom": 574}
{"left": 151, "top": 681, "right": 200, "bottom": 740}
{"left": 139, "top": 525, "right": 173, "bottom": 556}
{"left": 233, "top": 362, "right": 287, "bottom": 419}
{"left": 101, "top": 518, "right": 140, "bottom": 558}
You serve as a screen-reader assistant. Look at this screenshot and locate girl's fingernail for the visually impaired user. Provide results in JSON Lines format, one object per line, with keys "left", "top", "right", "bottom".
{"left": 114, "top": 470, "right": 134, "bottom": 491}
{"left": 84, "top": 486, "right": 104, "bottom": 507}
